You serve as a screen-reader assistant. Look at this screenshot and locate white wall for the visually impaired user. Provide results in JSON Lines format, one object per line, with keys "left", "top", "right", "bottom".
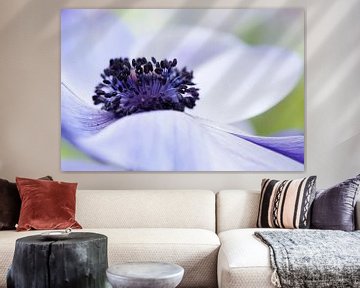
{"left": 0, "top": 0, "right": 359, "bottom": 190}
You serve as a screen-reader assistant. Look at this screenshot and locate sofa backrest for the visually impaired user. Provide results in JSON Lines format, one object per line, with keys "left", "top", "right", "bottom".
{"left": 76, "top": 190, "right": 216, "bottom": 231}
{"left": 216, "top": 190, "right": 260, "bottom": 233}
{"left": 217, "top": 190, "right": 360, "bottom": 232}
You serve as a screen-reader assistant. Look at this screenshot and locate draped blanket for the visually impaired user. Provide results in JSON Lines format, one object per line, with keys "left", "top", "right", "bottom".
{"left": 254, "top": 230, "right": 360, "bottom": 288}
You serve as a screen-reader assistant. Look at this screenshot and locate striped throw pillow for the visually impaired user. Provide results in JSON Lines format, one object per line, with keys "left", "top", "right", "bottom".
{"left": 257, "top": 176, "right": 317, "bottom": 229}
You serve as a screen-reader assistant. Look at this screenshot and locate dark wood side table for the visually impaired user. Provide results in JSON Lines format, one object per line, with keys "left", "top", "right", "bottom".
{"left": 7, "top": 232, "right": 108, "bottom": 288}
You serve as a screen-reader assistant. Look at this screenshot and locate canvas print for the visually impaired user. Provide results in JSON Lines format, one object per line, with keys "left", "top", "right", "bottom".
{"left": 61, "top": 9, "right": 304, "bottom": 171}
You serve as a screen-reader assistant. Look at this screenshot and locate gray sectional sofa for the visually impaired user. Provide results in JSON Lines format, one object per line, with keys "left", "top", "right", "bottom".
{"left": 0, "top": 189, "right": 359, "bottom": 288}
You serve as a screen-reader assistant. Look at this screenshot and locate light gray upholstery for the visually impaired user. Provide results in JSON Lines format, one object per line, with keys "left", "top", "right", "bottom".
{"left": 216, "top": 191, "right": 360, "bottom": 288}
{"left": 217, "top": 228, "right": 276, "bottom": 288}
{"left": 76, "top": 190, "right": 216, "bottom": 231}
{"left": 1, "top": 189, "right": 357, "bottom": 288}
{"left": 216, "top": 190, "right": 260, "bottom": 233}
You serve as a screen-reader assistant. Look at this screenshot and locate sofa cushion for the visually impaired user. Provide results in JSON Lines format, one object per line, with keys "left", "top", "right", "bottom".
{"left": 0, "top": 179, "right": 20, "bottom": 231}
{"left": 76, "top": 190, "right": 216, "bottom": 231}
{"left": 0, "top": 176, "right": 53, "bottom": 230}
{"left": 311, "top": 174, "right": 360, "bottom": 231}
{"left": 216, "top": 190, "right": 260, "bottom": 233}
{"left": 0, "top": 228, "right": 219, "bottom": 288}
{"left": 257, "top": 177, "right": 317, "bottom": 229}
{"left": 218, "top": 228, "right": 280, "bottom": 288}
{"left": 16, "top": 177, "right": 82, "bottom": 231}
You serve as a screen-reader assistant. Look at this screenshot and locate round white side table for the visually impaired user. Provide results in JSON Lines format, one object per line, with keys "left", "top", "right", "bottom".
{"left": 106, "top": 262, "right": 184, "bottom": 288}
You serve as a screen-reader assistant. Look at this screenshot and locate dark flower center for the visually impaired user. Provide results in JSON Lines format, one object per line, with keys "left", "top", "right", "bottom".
{"left": 92, "top": 57, "right": 200, "bottom": 118}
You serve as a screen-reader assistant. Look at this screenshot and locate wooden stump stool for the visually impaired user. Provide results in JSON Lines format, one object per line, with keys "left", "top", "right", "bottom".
{"left": 7, "top": 232, "right": 108, "bottom": 288}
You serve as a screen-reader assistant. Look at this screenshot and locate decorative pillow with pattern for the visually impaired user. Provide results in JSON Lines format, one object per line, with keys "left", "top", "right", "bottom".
{"left": 257, "top": 176, "right": 317, "bottom": 229}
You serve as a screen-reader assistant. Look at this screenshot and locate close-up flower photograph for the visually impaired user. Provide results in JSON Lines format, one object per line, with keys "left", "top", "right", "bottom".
{"left": 61, "top": 9, "right": 304, "bottom": 171}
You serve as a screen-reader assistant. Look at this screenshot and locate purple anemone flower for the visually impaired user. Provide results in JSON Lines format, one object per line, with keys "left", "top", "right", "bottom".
{"left": 61, "top": 9, "right": 304, "bottom": 171}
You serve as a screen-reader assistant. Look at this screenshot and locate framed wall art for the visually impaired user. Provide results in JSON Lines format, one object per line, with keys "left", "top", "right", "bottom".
{"left": 61, "top": 8, "right": 304, "bottom": 171}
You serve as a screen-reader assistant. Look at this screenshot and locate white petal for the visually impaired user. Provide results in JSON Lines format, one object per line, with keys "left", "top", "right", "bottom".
{"left": 227, "top": 120, "right": 255, "bottom": 134}
{"left": 188, "top": 45, "right": 303, "bottom": 123}
{"left": 75, "top": 111, "right": 303, "bottom": 171}
{"left": 61, "top": 9, "right": 133, "bottom": 103}
{"left": 61, "top": 83, "right": 116, "bottom": 141}
{"left": 131, "top": 26, "right": 246, "bottom": 69}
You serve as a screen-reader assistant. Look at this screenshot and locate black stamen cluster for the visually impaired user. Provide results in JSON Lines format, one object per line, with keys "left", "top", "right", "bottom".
{"left": 92, "top": 57, "right": 200, "bottom": 118}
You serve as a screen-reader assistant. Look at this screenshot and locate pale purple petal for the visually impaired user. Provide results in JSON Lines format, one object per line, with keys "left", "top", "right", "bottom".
{"left": 197, "top": 118, "right": 304, "bottom": 163}
{"left": 73, "top": 111, "right": 303, "bottom": 171}
{"left": 189, "top": 45, "right": 303, "bottom": 123}
{"left": 235, "top": 134, "right": 304, "bottom": 163}
{"left": 61, "top": 83, "right": 116, "bottom": 143}
{"left": 61, "top": 9, "right": 133, "bottom": 103}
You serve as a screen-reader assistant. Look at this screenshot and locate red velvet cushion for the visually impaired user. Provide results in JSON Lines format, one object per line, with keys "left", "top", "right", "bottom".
{"left": 16, "top": 177, "right": 82, "bottom": 231}
{"left": 0, "top": 176, "right": 53, "bottom": 230}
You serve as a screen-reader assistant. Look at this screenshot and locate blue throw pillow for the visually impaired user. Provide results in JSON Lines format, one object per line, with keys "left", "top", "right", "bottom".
{"left": 311, "top": 174, "right": 360, "bottom": 231}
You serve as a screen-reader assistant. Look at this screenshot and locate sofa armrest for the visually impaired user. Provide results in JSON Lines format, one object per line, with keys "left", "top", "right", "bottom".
{"left": 356, "top": 201, "right": 360, "bottom": 230}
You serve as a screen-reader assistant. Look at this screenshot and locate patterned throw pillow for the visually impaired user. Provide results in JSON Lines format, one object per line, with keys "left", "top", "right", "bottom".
{"left": 257, "top": 176, "right": 317, "bottom": 229}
